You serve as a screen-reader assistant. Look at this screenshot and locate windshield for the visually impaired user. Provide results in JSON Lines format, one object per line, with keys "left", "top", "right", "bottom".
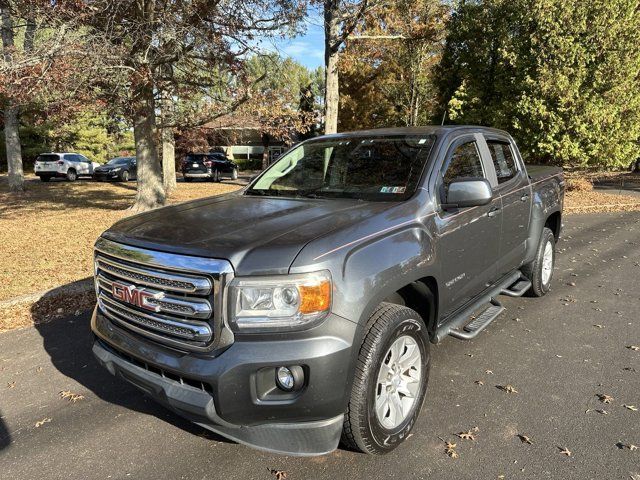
{"left": 107, "top": 157, "right": 132, "bottom": 165}
{"left": 246, "top": 135, "right": 435, "bottom": 201}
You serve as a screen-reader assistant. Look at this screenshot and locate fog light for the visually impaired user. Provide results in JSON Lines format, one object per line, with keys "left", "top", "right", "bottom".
{"left": 276, "top": 367, "right": 295, "bottom": 391}
{"left": 275, "top": 365, "right": 304, "bottom": 392}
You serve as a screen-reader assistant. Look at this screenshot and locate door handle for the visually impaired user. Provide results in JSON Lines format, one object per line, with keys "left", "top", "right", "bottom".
{"left": 487, "top": 207, "right": 501, "bottom": 218}
{"left": 520, "top": 193, "right": 529, "bottom": 202}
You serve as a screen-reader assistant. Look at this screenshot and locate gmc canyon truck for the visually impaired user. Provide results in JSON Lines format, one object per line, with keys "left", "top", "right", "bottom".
{"left": 91, "top": 126, "right": 564, "bottom": 456}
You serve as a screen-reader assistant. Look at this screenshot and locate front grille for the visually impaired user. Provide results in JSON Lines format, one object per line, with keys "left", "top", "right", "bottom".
{"left": 97, "top": 338, "right": 214, "bottom": 394}
{"left": 94, "top": 237, "right": 234, "bottom": 352}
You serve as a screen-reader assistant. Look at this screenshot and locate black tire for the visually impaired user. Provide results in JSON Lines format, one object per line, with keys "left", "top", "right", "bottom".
{"left": 342, "top": 303, "right": 430, "bottom": 455}
{"left": 183, "top": 176, "right": 192, "bottom": 182}
{"left": 66, "top": 169, "right": 77, "bottom": 182}
{"left": 213, "top": 169, "right": 220, "bottom": 182}
{"left": 522, "top": 227, "right": 555, "bottom": 297}
{"left": 231, "top": 168, "right": 238, "bottom": 180}
{"left": 40, "top": 176, "right": 51, "bottom": 182}
{"left": 120, "top": 170, "right": 129, "bottom": 182}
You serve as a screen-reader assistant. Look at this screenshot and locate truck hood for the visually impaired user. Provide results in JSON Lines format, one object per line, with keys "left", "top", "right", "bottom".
{"left": 102, "top": 192, "right": 394, "bottom": 275}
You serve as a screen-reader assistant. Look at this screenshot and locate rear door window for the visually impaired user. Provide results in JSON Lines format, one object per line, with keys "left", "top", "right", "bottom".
{"left": 486, "top": 141, "right": 517, "bottom": 184}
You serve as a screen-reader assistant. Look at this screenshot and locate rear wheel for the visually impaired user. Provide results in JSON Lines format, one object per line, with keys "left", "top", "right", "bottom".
{"left": 183, "top": 176, "right": 192, "bottom": 183}
{"left": 342, "top": 303, "right": 430, "bottom": 455}
{"left": 66, "top": 169, "right": 77, "bottom": 182}
{"left": 40, "top": 176, "right": 51, "bottom": 182}
{"left": 522, "top": 227, "right": 555, "bottom": 297}
{"left": 213, "top": 169, "right": 220, "bottom": 182}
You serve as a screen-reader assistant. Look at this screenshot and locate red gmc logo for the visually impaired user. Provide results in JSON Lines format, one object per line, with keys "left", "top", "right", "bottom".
{"left": 111, "top": 282, "right": 163, "bottom": 312}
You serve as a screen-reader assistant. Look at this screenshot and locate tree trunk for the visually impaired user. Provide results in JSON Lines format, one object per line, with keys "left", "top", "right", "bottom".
{"left": 131, "top": 81, "right": 165, "bottom": 212}
{"left": 1, "top": 3, "right": 24, "bottom": 192}
{"left": 162, "top": 127, "right": 176, "bottom": 194}
{"left": 324, "top": 1, "right": 341, "bottom": 134}
{"left": 4, "top": 105, "right": 24, "bottom": 191}
{"left": 160, "top": 90, "right": 177, "bottom": 195}
{"left": 262, "top": 134, "right": 270, "bottom": 170}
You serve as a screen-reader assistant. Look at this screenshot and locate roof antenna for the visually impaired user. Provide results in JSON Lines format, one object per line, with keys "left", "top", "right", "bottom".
{"left": 440, "top": 109, "right": 447, "bottom": 126}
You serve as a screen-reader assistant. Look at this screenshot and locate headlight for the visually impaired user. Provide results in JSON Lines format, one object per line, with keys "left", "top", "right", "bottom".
{"left": 228, "top": 271, "right": 332, "bottom": 332}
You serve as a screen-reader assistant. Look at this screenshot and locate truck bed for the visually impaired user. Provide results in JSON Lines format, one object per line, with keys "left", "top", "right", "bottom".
{"left": 525, "top": 164, "right": 563, "bottom": 182}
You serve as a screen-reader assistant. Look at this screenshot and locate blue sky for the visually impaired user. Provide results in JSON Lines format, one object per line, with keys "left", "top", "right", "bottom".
{"left": 263, "top": 12, "right": 326, "bottom": 70}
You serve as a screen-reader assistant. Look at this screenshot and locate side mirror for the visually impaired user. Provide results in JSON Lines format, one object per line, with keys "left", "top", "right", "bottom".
{"left": 443, "top": 178, "right": 493, "bottom": 210}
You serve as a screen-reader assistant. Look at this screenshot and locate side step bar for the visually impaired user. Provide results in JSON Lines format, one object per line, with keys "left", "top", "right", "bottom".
{"left": 434, "top": 271, "right": 530, "bottom": 343}
{"left": 449, "top": 298, "right": 504, "bottom": 340}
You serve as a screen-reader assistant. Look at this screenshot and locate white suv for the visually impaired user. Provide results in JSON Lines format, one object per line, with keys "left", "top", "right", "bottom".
{"left": 34, "top": 153, "right": 101, "bottom": 182}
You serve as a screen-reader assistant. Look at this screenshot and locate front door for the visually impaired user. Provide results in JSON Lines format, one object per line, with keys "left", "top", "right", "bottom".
{"left": 434, "top": 135, "right": 502, "bottom": 319}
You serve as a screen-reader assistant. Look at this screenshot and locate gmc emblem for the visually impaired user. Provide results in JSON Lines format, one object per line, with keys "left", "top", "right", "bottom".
{"left": 111, "top": 282, "right": 164, "bottom": 312}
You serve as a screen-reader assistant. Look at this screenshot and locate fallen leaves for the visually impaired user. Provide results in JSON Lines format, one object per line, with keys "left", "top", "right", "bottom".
{"left": 456, "top": 427, "right": 479, "bottom": 441}
{"left": 0, "top": 177, "right": 242, "bottom": 332}
{"left": 623, "top": 405, "right": 638, "bottom": 412}
{"left": 35, "top": 418, "right": 51, "bottom": 428}
{"left": 59, "top": 390, "right": 85, "bottom": 403}
{"left": 497, "top": 384, "right": 518, "bottom": 394}
{"left": 517, "top": 434, "right": 533, "bottom": 445}
{"left": 474, "top": 380, "right": 484, "bottom": 386}
{"left": 597, "top": 393, "right": 614, "bottom": 404}
{"left": 558, "top": 447, "right": 572, "bottom": 457}
{"left": 616, "top": 442, "right": 639, "bottom": 451}
{"left": 444, "top": 440, "right": 459, "bottom": 458}
{"left": 269, "top": 470, "right": 288, "bottom": 480}
{"left": 7, "top": 381, "right": 15, "bottom": 389}
{"left": 627, "top": 345, "right": 640, "bottom": 351}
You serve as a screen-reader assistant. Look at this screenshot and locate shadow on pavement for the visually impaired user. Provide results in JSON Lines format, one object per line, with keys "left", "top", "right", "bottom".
{"left": 31, "top": 281, "right": 231, "bottom": 444}
{"left": 0, "top": 414, "right": 10, "bottom": 451}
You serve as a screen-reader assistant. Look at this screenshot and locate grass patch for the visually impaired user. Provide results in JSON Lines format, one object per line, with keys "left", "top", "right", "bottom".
{"left": 0, "top": 175, "right": 242, "bottom": 302}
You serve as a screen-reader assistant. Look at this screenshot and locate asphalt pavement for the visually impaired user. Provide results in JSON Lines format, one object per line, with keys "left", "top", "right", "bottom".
{"left": 1, "top": 211, "right": 639, "bottom": 480}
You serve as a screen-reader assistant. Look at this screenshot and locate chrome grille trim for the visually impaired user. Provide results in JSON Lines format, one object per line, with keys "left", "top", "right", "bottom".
{"left": 97, "top": 274, "right": 212, "bottom": 319}
{"left": 95, "top": 256, "right": 211, "bottom": 295}
{"left": 94, "top": 237, "right": 235, "bottom": 352}
{"left": 99, "top": 295, "right": 212, "bottom": 341}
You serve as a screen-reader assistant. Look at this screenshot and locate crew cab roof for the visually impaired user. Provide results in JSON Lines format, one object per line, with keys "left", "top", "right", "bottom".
{"left": 323, "top": 125, "right": 512, "bottom": 139}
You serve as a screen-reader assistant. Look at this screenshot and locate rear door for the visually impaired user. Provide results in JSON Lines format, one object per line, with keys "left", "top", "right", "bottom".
{"left": 434, "top": 134, "right": 502, "bottom": 318}
{"left": 36, "top": 154, "right": 60, "bottom": 172}
{"left": 483, "top": 135, "right": 532, "bottom": 277}
{"left": 186, "top": 154, "right": 208, "bottom": 173}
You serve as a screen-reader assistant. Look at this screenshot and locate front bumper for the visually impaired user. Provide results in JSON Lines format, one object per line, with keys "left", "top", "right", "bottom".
{"left": 93, "top": 171, "right": 120, "bottom": 180}
{"left": 91, "top": 307, "right": 359, "bottom": 455}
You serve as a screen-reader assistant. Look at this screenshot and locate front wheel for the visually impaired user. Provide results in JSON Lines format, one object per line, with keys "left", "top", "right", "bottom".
{"left": 342, "top": 303, "right": 430, "bottom": 455}
{"left": 522, "top": 227, "right": 555, "bottom": 297}
{"left": 231, "top": 168, "right": 238, "bottom": 180}
{"left": 120, "top": 170, "right": 129, "bottom": 182}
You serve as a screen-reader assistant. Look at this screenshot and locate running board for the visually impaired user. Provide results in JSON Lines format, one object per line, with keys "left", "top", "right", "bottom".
{"left": 500, "top": 277, "right": 531, "bottom": 297}
{"left": 434, "top": 270, "right": 523, "bottom": 343}
{"left": 449, "top": 298, "right": 504, "bottom": 340}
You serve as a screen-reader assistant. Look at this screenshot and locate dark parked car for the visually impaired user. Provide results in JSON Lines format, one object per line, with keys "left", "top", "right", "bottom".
{"left": 91, "top": 126, "right": 564, "bottom": 456}
{"left": 182, "top": 152, "right": 238, "bottom": 182}
{"left": 93, "top": 157, "right": 137, "bottom": 182}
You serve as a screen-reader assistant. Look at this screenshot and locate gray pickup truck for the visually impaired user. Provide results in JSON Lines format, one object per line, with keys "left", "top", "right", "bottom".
{"left": 91, "top": 126, "right": 564, "bottom": 456}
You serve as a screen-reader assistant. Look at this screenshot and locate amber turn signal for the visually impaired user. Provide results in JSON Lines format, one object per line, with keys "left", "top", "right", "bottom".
{"left": 299, "top": 280, "right": 331, "bottom": 314}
